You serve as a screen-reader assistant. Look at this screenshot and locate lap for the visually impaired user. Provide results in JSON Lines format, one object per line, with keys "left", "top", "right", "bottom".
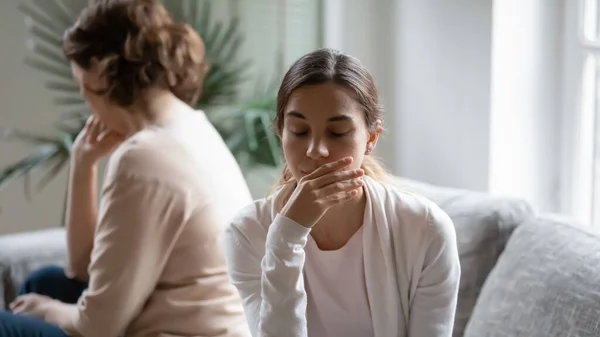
{"left": 19, "top": 265, "right": 88, "bottom": 304}
{"left": 0, "top": 311, "right": 68, "bottom": 337}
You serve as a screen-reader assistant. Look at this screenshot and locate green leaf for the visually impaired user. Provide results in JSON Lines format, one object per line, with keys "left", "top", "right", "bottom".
{"left": 25, "top": 25, "right": 63, "bottom": 49}
{"left": 0, "top": 144, "right": 61, "bottom": 191}
{"left": 18, "top": 3, "right": 63, "bottom": 35}
{"left": 24, "top": 57, "right": 73, "bottom": 81}
{"left": 45, "top": 81, "right": 80, "bottom": 92}
{"left": 32, "top": 0, "right": 76, "bottom": 28}
{"left": 36, "top": 153, "right": 68, "bottom": 191}
{"left": 3, "top": 129, "right": 63, "bottom": 147}
{"left": 197, "top": 1, "right": 212, "bottom": 36}
{"left": 26, "top": 42, "right": 70, "bottom": 70}
{"left": 53, "top": 96, "right": 86, "bottom": 106}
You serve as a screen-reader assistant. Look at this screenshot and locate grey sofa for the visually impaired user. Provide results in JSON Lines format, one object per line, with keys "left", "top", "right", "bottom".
{"left": 1, "top": 178, "right": 599, "bottom": 337}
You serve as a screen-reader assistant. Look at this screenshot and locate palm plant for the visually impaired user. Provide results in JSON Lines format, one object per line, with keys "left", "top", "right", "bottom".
{"left": 0, "top": 0, "right": 282, "bottom": 200}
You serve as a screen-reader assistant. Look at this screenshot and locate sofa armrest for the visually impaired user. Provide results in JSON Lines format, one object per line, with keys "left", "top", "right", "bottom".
{"left": 0, "top": 228, "right": 67, "bottom": 310}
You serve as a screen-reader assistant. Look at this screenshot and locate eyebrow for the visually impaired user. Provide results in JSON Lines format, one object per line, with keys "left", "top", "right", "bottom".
{"left": 286, "top": 111, "right": 353, "bottom": 122}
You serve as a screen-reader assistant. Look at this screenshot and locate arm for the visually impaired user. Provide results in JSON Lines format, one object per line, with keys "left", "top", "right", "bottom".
{"left": 61, "top": 176, "right": 186, "bottom": 337}
{"left": 408, "top": 205, "right": 461, "bottom": 337}
{"left": 224, "top": 213, "right": 311, "bottom": 337}
{"left": 64, "top": 159, "right": 98, "bottom": 281}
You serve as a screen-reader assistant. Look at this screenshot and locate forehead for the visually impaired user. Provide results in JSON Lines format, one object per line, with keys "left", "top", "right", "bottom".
{"left": 284, "top": 82, "right": 362, "bottom": 120}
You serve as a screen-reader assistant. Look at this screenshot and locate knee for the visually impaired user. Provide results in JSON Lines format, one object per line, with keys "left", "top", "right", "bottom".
{"left": 19, "top": 265, "right": 67, "bottom": 295}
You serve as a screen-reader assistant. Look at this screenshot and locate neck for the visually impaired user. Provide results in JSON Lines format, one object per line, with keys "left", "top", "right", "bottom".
{"left": 310, "top": 186, "right": 367, "bottom": 250}
{"left": 118, "top": 90, "right": 188, "bottom": 137}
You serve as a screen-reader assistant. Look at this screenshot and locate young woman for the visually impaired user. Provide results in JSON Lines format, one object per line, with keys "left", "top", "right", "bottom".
{"left": 224, "top": 48, "right": 461, "bottom": 337}
{"left": 0, "top": 0, "right": 252, "bottom": 336}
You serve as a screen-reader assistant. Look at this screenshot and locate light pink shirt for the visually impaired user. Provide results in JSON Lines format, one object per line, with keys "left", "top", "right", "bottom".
{"left": 305, "top": 226, "right": 374, "bottom": 337}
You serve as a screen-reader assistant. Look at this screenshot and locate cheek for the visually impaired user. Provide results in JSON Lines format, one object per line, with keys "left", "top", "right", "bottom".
{"left": 281, "top": 134, "right": 304, "bottom": 162}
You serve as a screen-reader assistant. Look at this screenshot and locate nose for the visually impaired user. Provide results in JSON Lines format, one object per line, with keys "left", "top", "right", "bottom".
{"left": 306, "top": 137, "right": 329, "bottom": 159}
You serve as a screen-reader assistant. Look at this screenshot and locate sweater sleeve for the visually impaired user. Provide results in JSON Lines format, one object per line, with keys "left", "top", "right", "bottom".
{"left": 408, "top": 204, "right": 461, "bottom": 337}
{"left": 67, "top": 176, "right": 187, "bottom": 337}
{"left": 224, "top": 212, "right": 311, "bottom": 337}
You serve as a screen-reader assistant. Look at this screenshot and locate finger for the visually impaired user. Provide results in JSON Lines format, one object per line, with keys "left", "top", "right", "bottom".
{"left": 312, "top": 168, "right": 364, "bottom": 188}
{"left": 9, "top": 298, "right": 24, "bottom": 310}
{"left": 316, "top": 177, "right": 364, "bottom": 198}
{"left": 96, "top": 128, "right": 117, "bottom": 142}
{"left": 83, "top": 116, "right": 95, "bottom": 131}
{"left": 11, "top": 300, "right": 30, "bottom": 314}
{"left": 302, "top": 157, "right": 353, "bottom": 181}
{"left": 87, "top": 119, "right": 102, "bottom": 143}
{"left": 319, "top": 189, "right": 361, "bottom": 207}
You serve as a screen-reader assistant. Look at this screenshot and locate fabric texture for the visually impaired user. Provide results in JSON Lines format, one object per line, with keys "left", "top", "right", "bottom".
{"left": 305, "top": 226, "right": 374, "bottom": 337}
{"left": 0, "top": 311, "right": 68, "bottom": 337}
{"left": 396, "top": 178, "right": 534, "bottom": 337}
{"left": 65, "top": 110, "right": 252, "bottom": 337}
{"left": 0, "top": 228, "right": 67, "bottom": 311}
{"left": 224, "top": 176, "right": 461, "bottom": 337}
{"left": 18, "top": 265, "right": 87, "bottom": 304}
{"left": 0, "top": 265, "right": 87, "bottom": 337}
{"left": 464, "top": 216, "right": 600, "bottom": 337}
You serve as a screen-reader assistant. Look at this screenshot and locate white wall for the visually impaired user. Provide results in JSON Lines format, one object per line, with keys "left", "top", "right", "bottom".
{"left": 325, "top": 0, "right": 566, "bottom": 214}
{"left": 489, "top": 0, "right": 563, "bottom": 213}
{"left": 325, "top": 0, "right": 494, "bottom": 192}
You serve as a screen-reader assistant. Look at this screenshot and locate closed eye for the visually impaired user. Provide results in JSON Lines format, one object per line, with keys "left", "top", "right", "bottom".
{"left": 330, "top": 130, "right": 352, "bottom": 137}
{"left": 291, "top": 130, "right": 308, "bottom": 136}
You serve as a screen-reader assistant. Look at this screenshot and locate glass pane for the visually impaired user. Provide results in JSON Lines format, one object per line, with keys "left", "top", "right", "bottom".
{"left": 575, "top": 54, "right": 597, "bottom": 224}
{"left": 583, "top": 0, "right": 600, "bottom": 44}
{"left": 594, "top": 54, "right": 600, "bottom": 225}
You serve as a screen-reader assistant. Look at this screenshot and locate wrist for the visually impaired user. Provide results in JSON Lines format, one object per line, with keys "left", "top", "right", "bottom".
{"left": 71, "top": 151, "right": 97, "bottom": 170}
{"left": 280, "top": 210, "right": 312, "bottom": 228}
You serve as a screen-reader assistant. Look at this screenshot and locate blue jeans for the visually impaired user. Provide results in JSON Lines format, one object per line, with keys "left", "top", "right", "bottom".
{"left": 0, "top": 266, "right": 88, "bottom": 337}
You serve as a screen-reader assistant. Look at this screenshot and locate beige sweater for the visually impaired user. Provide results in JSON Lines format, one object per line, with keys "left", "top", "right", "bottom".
{"left": 68, "top": 110, "right": 252, "bottom": 337}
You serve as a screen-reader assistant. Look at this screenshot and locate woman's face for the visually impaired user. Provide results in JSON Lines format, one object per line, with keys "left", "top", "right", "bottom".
{"left": 281, "top": 82, "right": 381, "bottom": 180}
{"left": 71, "top": 62, "right": 124, "bottom": 132}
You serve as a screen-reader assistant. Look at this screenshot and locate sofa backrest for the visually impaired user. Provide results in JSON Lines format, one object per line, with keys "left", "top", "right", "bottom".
{"left": 396, "top": 178, "right": 535, "bottom": 337}
{"left": 464, "top": 215, "right": 600, "bottom": 337}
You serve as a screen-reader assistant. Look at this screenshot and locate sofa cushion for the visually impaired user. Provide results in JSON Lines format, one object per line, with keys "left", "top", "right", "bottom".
{"left": 397, "top": 178, "right": 534, "bottom": 337}
{"left": 464, "top": 215, "right": 600, "bottom": 337}
{"left": 0, "top": 227, "right": 67, "bottom": 310}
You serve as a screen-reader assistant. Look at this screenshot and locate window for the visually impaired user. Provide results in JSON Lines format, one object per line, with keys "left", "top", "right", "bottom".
{"left": 568, "top": 0, "right": 600, "bottom": 225}
{"left": 581, "top": 0, "right": 600, "bottom": 224}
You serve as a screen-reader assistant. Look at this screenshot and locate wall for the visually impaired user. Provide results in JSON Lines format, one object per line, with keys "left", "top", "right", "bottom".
{"left": 489, "top": 0, "right": 563, "bottom": 213}
{"left": 0, "top": 0, "right": 67, "bottom": 234}
{"left": 324, "top": 0, "right": 494, "bottom": 192}
{"left": 325, "top": 0, "right": 565, "bottom": 214}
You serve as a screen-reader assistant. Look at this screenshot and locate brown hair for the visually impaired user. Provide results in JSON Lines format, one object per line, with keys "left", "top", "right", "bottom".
{"left": 270, "top": 48, "right": 391, "bottom": 194}
{"left": 62, "top": 0, "right": 207, "bottom": 107}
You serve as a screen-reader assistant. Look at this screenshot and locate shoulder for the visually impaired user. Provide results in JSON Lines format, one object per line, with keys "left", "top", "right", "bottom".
{"left": 226, "top": 195, "right": 275, "bottom": 239}
{"left": 369, "top": 177, "right": 456, "bottom": 243}
{"left": 105, "top": 128, "right": 194, "bottom": 188}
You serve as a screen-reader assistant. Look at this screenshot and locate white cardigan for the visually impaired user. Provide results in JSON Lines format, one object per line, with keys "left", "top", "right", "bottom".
{"left": 224, "top": 176, "right": 461, "bottom": 337}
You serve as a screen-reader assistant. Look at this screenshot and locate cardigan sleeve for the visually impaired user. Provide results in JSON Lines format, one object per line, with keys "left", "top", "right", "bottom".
{"left": 408, "top": 204, "right": 461, "bottom": 337}
{"left": 224, "top": 211, "right": 311, "bottom": 337}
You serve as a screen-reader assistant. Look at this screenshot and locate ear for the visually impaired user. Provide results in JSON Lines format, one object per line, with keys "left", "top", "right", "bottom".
{"left": 365, "top": 120, "right": 383, "bottom": 155}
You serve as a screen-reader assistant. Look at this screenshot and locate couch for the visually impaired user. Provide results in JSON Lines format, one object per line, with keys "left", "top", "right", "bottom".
{"left": 1, "top": 178, "right": 599, "bottom": 337}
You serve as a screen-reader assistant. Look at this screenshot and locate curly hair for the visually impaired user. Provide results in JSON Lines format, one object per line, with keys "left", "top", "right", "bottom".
{"left": 62, "top": 0, "right": 207, "bottom": 107}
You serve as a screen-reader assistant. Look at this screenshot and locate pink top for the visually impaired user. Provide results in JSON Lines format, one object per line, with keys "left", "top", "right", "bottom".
{"left": 304, "top": 226, "right": 374, "bottom": 337}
